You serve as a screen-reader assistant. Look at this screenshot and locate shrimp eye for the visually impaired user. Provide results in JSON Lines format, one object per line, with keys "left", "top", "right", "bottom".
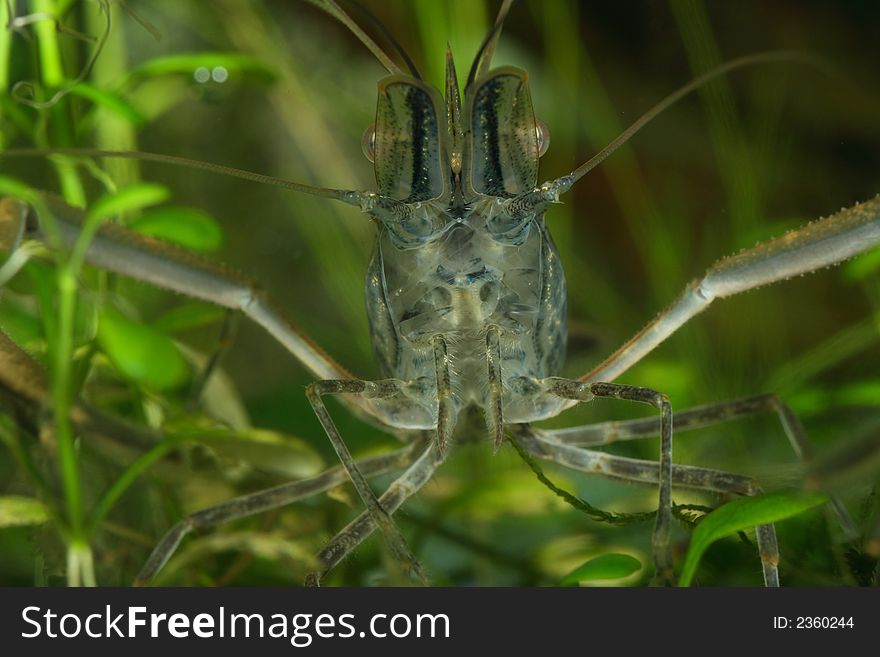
{"left": 536, "top": 119, "right": 550, "bottom": 157}
{"left": 361, "top": 123, "right": 377, "bottom": 163}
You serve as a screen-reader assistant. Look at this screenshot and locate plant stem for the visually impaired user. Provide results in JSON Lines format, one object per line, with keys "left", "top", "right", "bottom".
{"left": 53, "top": 271, "right": 83, "bottom": 535}
{"left": 31, "top": 0, "right": 86, "bottom": 206}
{"left": 86, "top": 0, "right": 139, "bottom": 186}
{"left": 0, "top": 0, "right": 11, "bottom": 104}
{"left": 66, "top": 540, "right": 96, "bottom": 587}
{"left": 88, "top": 436, "right": 184, "bottom": 533}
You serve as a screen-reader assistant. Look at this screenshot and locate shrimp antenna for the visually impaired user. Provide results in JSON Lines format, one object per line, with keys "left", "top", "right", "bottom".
{"left": 466, "top": 0, "right": 515, "bottom": 90}
{"left": 564, "top": 51, "right": 830, "bottom": 186}
{"left": 1, "top": 148, "right": 368, "bottom": 205}
{"left": 345, "top": 0, "right": 422, "bottom": 79}
{"left": 304, "top": 0, "right": 402, "bottom": 75}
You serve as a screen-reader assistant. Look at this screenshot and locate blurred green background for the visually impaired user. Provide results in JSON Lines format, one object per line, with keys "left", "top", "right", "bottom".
{"left": 0, "top": 0, "right": 878, "bottom": 586}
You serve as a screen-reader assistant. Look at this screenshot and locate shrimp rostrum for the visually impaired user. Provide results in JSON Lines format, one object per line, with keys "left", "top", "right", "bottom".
{"left": 1, "top": 0, "right": 879, "bottom": 587}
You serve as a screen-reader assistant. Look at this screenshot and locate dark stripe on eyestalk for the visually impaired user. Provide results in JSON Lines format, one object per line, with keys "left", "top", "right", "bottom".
{"left": 475, "top": 78, "right": 504, "bottom": 196}
{"left": 407, "top": 86, "right": 428, "bottom": 201}
{"left": 469, "top": 68, "right": 539, "bottom": 197}
{"left": 374, "top": 77, "right": 446, "bottom": 202}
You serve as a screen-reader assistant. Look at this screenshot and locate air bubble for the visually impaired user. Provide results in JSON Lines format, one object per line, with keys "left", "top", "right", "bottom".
{"left": 194, "top": 67, "right": 210, "bottom": 83}
{"left": 211, "top": 66, "right": 229, "bottom": 83}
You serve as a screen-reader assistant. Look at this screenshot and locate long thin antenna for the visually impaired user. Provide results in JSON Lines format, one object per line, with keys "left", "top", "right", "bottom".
{"left": 1, "top": 148, "right": 363, "bottom": 203}
{"left": 466, "top": 0, "right": 515, "bottom": 90}
{"left": 346, "top": 0, "right": 421, "bottom": 79}
{"left": 303, "top": 0, "right": 402, "bottom": 75}
{"left": 564, "top": 51, "right": 828, "bottom": 186}
{"left": 476, "top": 0, "right": 515, "bottom": 81}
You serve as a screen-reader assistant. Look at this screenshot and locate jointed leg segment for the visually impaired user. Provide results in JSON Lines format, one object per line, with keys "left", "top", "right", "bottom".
{"left": 540, "top": 378, "right": 674, "bottom": 585}
{"left": 486, "top": 326, "right": 504, "bottom": 449}
{"left": 306, "top": 440, "right": 445, "bottom": 585}
{"left": 304, "top": 334, "right": 455, "bottom": 583}
{"left": 545, "top": 393, "right": 856, "bottom": 536}
{"left": 134, "top": 442, "right": 422, "bottom": 585}
{"left": 517, "top": 426, "right": 780, "bottom": 586}
{"left": 307, "top": 379, "right": 429, "bottom": 584}
{"left": 580, "top": 195, "right": 880, "bottom": 386}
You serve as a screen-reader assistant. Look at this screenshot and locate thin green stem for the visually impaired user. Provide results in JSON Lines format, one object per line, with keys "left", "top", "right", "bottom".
{"left": 28, "top": 1, "right": 91, "bottom": 583}
{"left": 0, "top": 419, "right": 54, "bottom": 502}
{"left": 31, "top": 0, "right": 86, "bottom": 205}
{"left": 85, "top": 0, "right": 139, "bottom": 185}
{"left": 53, "top": 270, "right": 82, "bottom": 536}
{"left": 0, "top": 2, "right": 12, "bottom": 115}
{"left": 32, "top": 0, "right": 64, "bottom": 86}
{"left": 88, "top": 436, "right": 184, "bottom": 533}
{"left": 66, "top": 540, "right": 96, "bottom": 587}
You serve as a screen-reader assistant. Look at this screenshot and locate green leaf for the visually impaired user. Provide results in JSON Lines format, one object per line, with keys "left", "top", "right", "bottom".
{"left": 26, "top": 260, "right": 59, "bottom": 346}
{"left": 679, "top": 491, "right": 828, "bottom": 587}
{"left": 86, "top": 183, "right": 169, "bottom": 223}
{"left": 65, "top": 81, "right": 146, "bottom": 127}
{"left": 0, "top": 95, "right": 36, "bottom": 135}
{"left": 0, "top": 290, "right": 44, "bottom": 347}
{"left": 127, "top": 52, "right": 275, "bottom": 83}
{"left": 0, "top": 495, "right": 50, "bottom": 527}
{"left": 131, "top": 206, "right": 223, "bottom": 252}
{"left": 0, "top": 175, "right": 37, "bottom": 202}
{"left": 151, "top": 302, "right": 227, "bottom": 333}
{"left": 200, "top": 428, "right": 324, "bottom": 479}
{"left": 561, "top": 553, "right": 642, "bottom": 584}
{"left": 97, "top": 305, "right": 189, "bottom": 390}
{"left": 836, "top": 379, "right": 880, "bottom": 407}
